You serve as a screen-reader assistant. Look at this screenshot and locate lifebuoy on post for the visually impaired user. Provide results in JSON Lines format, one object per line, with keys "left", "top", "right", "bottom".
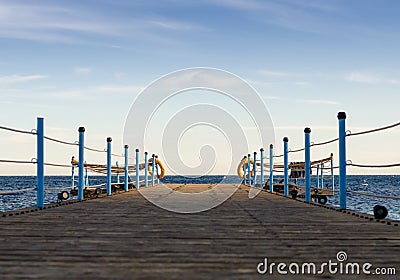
{"left": 237, "top": 157, "right": 255, "bottom": 179}
{"left": 148, "top": 157, "right": 165, "bottom": 179}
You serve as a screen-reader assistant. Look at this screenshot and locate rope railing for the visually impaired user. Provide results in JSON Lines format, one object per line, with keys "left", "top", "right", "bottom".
{"left": 0, "top": 124, "right": 129, "bottom": 158}
{"left": 0, "top": 118, "right": 165, "bottom": 210}
{"left": 348, "top": 190, "right": 400, "bottom": 200}
{"left": 268, "top": 121, "right": 399, "bottom": 158}
{"left": 240, "top": 113, "right": 399, "bottom": 218}
{"left": 44, "top": 162, "right": 72, "bottom": 168}
{"left": 0, "top": 187, "right": 37, "bottom": 195}
{"left": 0, "top": 159, "right": 77, "bottom": 169}
{"left": 347, "top": 162, "right": 400, "bottom": 168}
{"left": 0, "top": 125, "right": 36, "bottom": 135}
{"left": 44, "top": 136, "right": 77, "bottom": 146}
{"left": 347, "top": 121, "right": 400, "bottom": 137}
{"left": 0, "top": 159, "right": 36, "bottom": 164}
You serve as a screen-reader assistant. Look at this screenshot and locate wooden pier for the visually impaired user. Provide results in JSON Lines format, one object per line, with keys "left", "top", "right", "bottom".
{"left": 0, "top": 184, "right": 399, "bottom": 279}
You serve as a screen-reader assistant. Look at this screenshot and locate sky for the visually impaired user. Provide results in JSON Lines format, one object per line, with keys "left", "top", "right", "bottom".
{"left": 0, "top": 0, "right": 399, "bottom": 175}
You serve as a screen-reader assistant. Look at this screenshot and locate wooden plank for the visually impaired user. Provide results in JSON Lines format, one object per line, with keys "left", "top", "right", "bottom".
{"left": 0, "top": 184, "right": 398, "bottom": 279}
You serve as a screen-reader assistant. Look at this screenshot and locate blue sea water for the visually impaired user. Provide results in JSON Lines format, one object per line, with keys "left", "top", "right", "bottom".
{"left": 0, "top": 175, "right": 399, "bottom": 220}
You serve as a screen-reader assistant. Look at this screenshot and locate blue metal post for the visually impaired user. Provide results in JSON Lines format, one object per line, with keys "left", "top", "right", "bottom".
{"left": 78, "top": 127, "right": 85, "bottom": 201}
{"left": 253, "top": 152, "right": 257, "bottom": 187}
{"left": 84, "top": 163, "right": 88, "bottom": 186}
{"left": 116, "top": 161, "right": 120, "bottom": 184}
{"left": 155, "top": 156, "right": 160, "bottom": 184}
{"left": 304, "top": 127, "right": 311, "bottom": 203}
{"left": 135, "top": 149, "right": 140, "bottom": 189}
{"left": 71, "top": 165, "right": 75, "bottom": 188}
{"left": 247, "top": 154, "right": 251, "bottom": 185}
{"left": 321, "top": 163, "right": 324, "bottom": 188}
{"left": 242, "top": 156, "right": 246, "bottom": 184}
{"left": 260, "top": 148, "right": 264, "bottom": 188}
{"left": 106, "top": 137, "right": 112, "bottom": 196}
{"left": 330, "top": 153, "right": 334, "bottom": 192}
{"left": 144, "top": 152, "right": 148, "bottom": 187}
{"left": 338, "top": 112, "right": 347, "bottom": 209}
{"left": 36, "top": 117, "right": 44, "bottom": 209}
{"left": 269, "top": 144, "right": 274, "bottom": 193}
{"left": 316, "top": 164, "right": 320, "bottom": 188}
{"left": 151, "top": 154, "right": 155, "bottom": 187}
{"left": 283, "top": 137, "right": 289, "bottom": 197}
{"left": 124, "top": 145, "right": 129, "bottom": 192}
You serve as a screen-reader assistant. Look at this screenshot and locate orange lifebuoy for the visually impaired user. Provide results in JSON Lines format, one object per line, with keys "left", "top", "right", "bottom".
{"left": 148, "top": 157, "right": 165, "bottom": 179}
{"left": 237, "top": 157, "right": 255, "bottom": 179}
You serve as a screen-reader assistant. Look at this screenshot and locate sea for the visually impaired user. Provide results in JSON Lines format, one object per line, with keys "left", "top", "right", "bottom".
{"left": 1, "top": 175, "right": 399, "bottom": 221}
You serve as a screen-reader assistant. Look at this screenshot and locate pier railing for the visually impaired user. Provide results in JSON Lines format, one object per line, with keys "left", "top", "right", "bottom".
{"left": 241, "top": 112, "right": 400, "bottom": 214}
{"left": 0, "top": 117, "right": 162, "bottom": 209}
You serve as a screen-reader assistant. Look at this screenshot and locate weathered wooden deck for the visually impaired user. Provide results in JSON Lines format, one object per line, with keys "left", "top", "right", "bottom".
{"left": 0, "top": 184, "right": 399, "bottom": 279}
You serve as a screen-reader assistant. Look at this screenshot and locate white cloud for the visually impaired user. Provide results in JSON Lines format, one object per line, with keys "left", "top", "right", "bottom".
{"left": 345, "top": 72, "right": 381, "bottom": 84}
{"left": 264, "top": 95, "right": 339, "bottom": 105}
{"left": 275, "top": 125, "right": 337, "bottom": 131}
{"left": 147, "top": 18, "right": 204, "bottom": 31}
{"left": 0, "top": 2, "right": 207, "bottom": 44}
{"left": 0, "top": 3, "right": 124, "bottom": 42}
{"left": 294, "top": 81, "right": 311, "bottom": 87}
{"left": 47, "top": 85, "right": 144, "bottom": 99}
{"left": 0, "top": 74, "right": 47, "bottom": 85}
{"left": 259, "top": 70, "right": 292, "bottom": 77}
{"left": 74, "top": 67, "right": 91, "bottom": 75}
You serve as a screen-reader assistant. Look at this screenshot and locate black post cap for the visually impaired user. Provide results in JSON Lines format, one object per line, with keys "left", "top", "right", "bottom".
{"left": 152, "top": 154, "right": 155, "bottom": 157}
{"left": 260, "top": 148, "right": 264, "bottom": 152}
{"left": 253, "top": 152, "right": 257, "bottom": 155}
{"left": 78, "top": 127, "right": 85, "bottom": 132}
{"left": 144, "top": 151, "right": 148, "bottom": 155}
{"left": 247, "top": 154, "right": 251, "bottom": 156}
{"left": 107, "top": 137, "right": 112, "bottom": 142}
{"left": 283, "top": 137, "right": 289, "bottom": 142}
{"left": 337, "top": 112, "right": 347, "bottom": 119}
{"left": 124, "top": 144, "right": 129, "bottom": 148}
{"left": 304, "top": 127, "right": 311, "bottom": 133}
{"left": 136, "top": 148, "right": 139, "bottom": 152}
{"left": 270, "top": 144, "right": 273, "bottom": 148}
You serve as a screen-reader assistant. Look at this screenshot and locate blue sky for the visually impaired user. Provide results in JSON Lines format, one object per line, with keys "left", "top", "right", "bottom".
{"left": 0, "top": 0, "right": 399, "bottom": 175}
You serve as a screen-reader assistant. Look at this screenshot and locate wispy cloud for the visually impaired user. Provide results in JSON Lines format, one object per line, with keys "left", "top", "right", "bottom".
{"left": 0, "top": 74, "right": 47, "bottom": 85}
{"left": 345, "top": 72, "right": 381, "bottom": 84}
{"left": 0, "top": 2, "right": 124, "bottom": 43}
{"left": 259, "top": 70, "right": 292, "bottom": 77}
{"left": 264, "top": 95, "right": 339, "bottom": 105}
{"left": 0, "top": 2, "right": 204, "bottom": 44}
{"left": 147, "top": 18, "right": 205, "bottom": 31}
{"left": 294, "top": 81, "right": 311, "bottom": 87}
{"left": 275, "top": 125, "right": 337, "bottom": 131}
{"left": 74, "top": 67, "right": 91, "bottom": 75}
{"left": 207, "top": 0, "right": 344, "bottom": 34}
{"left": 47, "top": 85, "right": 144, "bottom": 99}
